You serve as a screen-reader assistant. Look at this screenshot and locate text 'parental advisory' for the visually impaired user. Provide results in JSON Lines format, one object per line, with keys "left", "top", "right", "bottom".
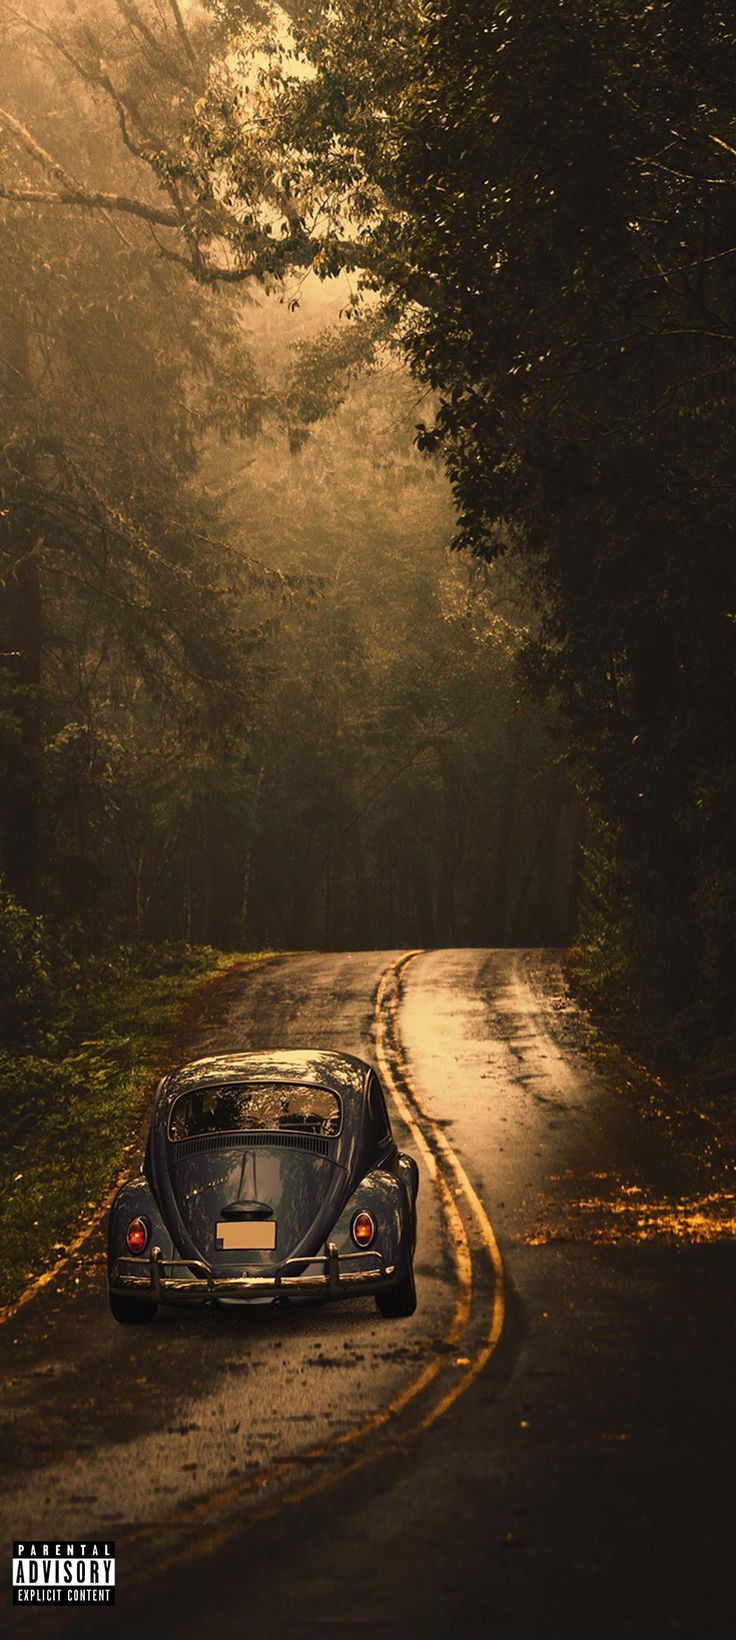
{"left": 12, "top": 1541, "right": 116, "bottom": 1606}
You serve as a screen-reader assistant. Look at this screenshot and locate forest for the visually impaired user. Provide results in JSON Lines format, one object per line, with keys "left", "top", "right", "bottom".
{"left": 1, "top": 0, "right": 734, "bottom": 1124}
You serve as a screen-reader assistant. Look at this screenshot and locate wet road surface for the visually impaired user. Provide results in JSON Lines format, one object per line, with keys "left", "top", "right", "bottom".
{"left": 2, "top": 949, "right": 734, "bottom": 1637}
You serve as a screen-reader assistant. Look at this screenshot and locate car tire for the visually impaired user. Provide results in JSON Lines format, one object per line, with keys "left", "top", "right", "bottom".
{"left": 375, "top": 1260, "right": 417, "bottom": 1318}
{"left": 109, "top": 1289, "right": 157, "bottom": 1325}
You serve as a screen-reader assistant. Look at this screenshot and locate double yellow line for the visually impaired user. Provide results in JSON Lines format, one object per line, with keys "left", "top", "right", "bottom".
{"left": 373, "top": 950, "right": 505, "bottom": 1433}
{"left": 132, "top": 949, "right": 505, "bottom": 1575}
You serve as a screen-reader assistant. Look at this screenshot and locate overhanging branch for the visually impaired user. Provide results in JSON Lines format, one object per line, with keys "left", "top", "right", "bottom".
{"left": 0, "top": 180, "right": 181, "bottom": 227}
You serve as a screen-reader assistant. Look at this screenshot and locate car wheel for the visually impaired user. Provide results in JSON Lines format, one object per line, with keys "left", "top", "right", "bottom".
{"left": 375, "top": 1261, "right": 417, "bottom": 1318}
{"left": 109, "top": 1289, "right": 157, "bottom": 1325}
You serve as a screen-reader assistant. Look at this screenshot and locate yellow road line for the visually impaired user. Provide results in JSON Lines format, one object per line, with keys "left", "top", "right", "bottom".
{"left": 0, "top": 1170, "right": 130, "bottom": 1330}
{"left": 78, "top": 950, "right": 508, "bottom": 1599}
{"left": 127, "top": 950, "right": 474, "bottom": 1557}
{"left": 134, "top": 950, "right": 506, "bottom": 1584}
{"left": 373, "top": 951, "right": 505, "bottom": 1430}
{"left": 212, "top": 949, "right": 507, "bottom": 1522}
{"left": 16, "top": 945, "right": 509, "bottom": 1623}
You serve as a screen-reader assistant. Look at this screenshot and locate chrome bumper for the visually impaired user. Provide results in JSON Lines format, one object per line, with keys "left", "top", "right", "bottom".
{"left": 110, "top": 1241, "right": 396, "bottom": 1304}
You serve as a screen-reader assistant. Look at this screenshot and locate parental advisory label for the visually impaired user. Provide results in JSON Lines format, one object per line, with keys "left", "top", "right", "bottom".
{"left": 12, "top": 1541, "right": 116, "bottom": 1606}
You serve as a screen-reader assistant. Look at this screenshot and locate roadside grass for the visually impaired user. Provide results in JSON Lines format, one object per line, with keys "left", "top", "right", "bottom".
{"left": 0, "top": 945, "right": 274, "bottom": 1307}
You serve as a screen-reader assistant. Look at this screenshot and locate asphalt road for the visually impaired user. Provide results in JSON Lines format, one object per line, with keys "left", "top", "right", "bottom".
{"left": 2, "top": 949, "right": 735, "bottom": 1638}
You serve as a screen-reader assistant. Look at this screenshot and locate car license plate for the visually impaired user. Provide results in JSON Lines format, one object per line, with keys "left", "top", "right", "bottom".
{"left": 215, "top": 1221, "right": 276, "bottom": 1251}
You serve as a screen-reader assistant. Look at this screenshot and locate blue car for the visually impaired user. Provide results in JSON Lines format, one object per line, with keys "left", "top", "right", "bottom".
{"left": 107, "top": 1050, "right": 419, "bottom": 1324}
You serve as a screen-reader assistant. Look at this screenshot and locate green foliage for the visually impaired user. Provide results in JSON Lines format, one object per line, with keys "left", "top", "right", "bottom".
{"left": 233, "top": 0, "right": 736, "bottom": 1076}
{"left": 0, "top": 885, "right": 51, "bottom": 1046}
{"left": 0, "top": 6, "right": 292, "bottom": 928}
{"left": 0, "top": 2, "right": 580, "bottom": 963}
{"left": 0, "top": 0, "right": 591, "bottom": 1299}
{"left": 282, "top": 309, "right": 385, "bottom": 442}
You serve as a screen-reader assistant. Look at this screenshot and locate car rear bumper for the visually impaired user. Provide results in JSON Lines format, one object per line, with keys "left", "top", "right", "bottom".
{"left": 109, "top": 1241, "right": 397, "bottom": 1305}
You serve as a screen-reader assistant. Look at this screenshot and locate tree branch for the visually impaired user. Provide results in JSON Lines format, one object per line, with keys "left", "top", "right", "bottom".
{"left": 167, "top": 0, "right": 199, "bottom": 71}
{"left": 112, "top": 0, "right": 199, "bottom": 90}
{"left": 0, "top": 104, "right": 79, "bottom": 191}
{"left": 709, "top": 132, "right": 736, "bottom": 163}
{"left": 0, "top": 179, "right": 181, "bottom": 227}
{"left": 637, "top": 153, "right": 736, "bottom": 188}
{"left": 0, "top": 103, "right": 365, "bottom": 281}
{"left": 7, "top": 10, "right": 163, "bottom": 151}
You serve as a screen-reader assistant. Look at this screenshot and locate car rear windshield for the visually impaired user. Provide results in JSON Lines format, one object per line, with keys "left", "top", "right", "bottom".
{"left": 168, "top": 1082, "right": 342, "bottom": 1141}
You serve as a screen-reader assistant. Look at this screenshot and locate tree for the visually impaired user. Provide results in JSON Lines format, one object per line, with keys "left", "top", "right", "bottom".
{"left": 205, "top": 351, "right": 580, "bottom": 950}
{"left": 0, "top": 0, "right": 585, "bottom": 969}
{"left": 223, "top": 0, "right": 736, "bottom": 1068}
{"left": 0, "top": 9, "right": 285, "bottom": 929}
{"left": 0, "top": 0, "right": 358, "bottom": 285}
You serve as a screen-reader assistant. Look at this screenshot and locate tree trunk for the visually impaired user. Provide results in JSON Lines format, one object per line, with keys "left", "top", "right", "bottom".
{"left": 487, "top": 725, "right": 522, "bottom": 944}
{"left": 239, "top": 751, "right": 265, "bottom": 950}
{"left": 0, "top": 307, "right": 42, "bottom": 909}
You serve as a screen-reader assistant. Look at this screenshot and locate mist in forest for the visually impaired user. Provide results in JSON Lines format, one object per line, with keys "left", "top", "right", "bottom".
{"left": 0, "top": 4, "right": 578, "bottom": 957}
{"left": 5, "top": 0, "right": 734, "bottom": 1095}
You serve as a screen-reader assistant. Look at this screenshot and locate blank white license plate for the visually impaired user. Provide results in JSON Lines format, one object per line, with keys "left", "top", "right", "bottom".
{"left": 215, "top": 1221, "right": 276, "bottom": 1251}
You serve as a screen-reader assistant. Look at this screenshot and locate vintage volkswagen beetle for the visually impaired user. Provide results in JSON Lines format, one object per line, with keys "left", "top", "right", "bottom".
{"left": 107, "top": 1049, "right": 419, "bottom": 1325}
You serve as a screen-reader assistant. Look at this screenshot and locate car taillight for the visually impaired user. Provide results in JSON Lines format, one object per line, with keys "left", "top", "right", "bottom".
{"left": 351, "top": 1210, "right": 376, "bottom": 1248}
{"left": 126, "top": 1217, "right": 149, "bottom": 1254}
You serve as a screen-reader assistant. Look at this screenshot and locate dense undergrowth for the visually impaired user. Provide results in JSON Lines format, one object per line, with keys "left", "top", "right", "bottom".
{"left": 571, "top": 826, "right": 736, "bottom": 1106}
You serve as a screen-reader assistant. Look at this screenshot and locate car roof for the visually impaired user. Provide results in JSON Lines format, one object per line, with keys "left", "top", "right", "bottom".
{"left": 161, "top": 1049, "right": 372, "bottom": 1106}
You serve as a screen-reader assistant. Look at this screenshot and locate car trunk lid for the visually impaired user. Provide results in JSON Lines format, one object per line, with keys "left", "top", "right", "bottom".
{"left": 167, "top": 1137, "right": 348, "bottom": 1270}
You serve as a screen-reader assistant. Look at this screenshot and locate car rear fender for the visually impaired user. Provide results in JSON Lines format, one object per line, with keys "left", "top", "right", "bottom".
{"left": 107, "top": 1176, "right": 174, "bottom": 1266}
{"left": 328, "top": 1165, "right": 414, "bottom": 1274}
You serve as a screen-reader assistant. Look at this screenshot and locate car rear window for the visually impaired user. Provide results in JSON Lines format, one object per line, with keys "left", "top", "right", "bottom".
{"left": 168, "top": 1082, "right": 342, "bottom": 1141}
